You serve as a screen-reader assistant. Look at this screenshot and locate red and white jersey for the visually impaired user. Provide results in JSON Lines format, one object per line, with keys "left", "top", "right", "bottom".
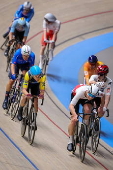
{"left": 43, "top": 20, "right": 61, "bottom": 33}
{"left": 71, "top": 85, "right": 90, "bottom": 106}
{"left": 89, "top": 75, "right": 112, "bottom": 95}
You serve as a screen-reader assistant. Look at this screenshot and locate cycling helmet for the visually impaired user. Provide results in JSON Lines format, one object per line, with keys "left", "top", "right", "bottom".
{"left": 21, "top": 45, "right": 31, "bottom": 55}
{"left": 88, "top": 55, "right": 98, "bottom": 63}
{"left": 18, "top": 17, "right": 26, "bottom": 26}
{"left": 30, "top": 65, "right": 42, "bottom": 76}
{"left": 97, "top": 65, "right": 109, "bottom": 74}
{"left": 89, "top": 84, "right": 99, "bottom": 95}
{"left": 44, "top": 13, "right": 56, "bottom": 22}
{"left": 23, "top": 1, "right": 32, "bottom": 10}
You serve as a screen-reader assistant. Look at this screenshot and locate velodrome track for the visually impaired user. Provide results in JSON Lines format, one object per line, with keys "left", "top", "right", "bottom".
{"left": 0, "top": 0, "right": 113, "bottom": 170}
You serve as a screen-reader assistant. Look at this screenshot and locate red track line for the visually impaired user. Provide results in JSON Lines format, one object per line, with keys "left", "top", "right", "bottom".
{"left": 27, "top": 10, "right": 113, "bottom": 42}
{"left": 28, "top": 10, "right": 113, "bottom": 170}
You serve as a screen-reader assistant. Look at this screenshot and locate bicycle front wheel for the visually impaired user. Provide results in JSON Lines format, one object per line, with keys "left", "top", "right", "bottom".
{"left": 21, "top": 103, "right": 28, "bottom": 137}
{"left": 91, "top": 118, "right": 101, "bottom": 154}
{"left": 28, "top": 104, "right": 37, "bottom": 145}
{"left": 79, "top": 123, "right": 87, "bottom": 162}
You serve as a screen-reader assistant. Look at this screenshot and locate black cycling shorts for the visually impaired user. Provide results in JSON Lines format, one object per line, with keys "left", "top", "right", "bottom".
{"left": 28, "top": 82, "right": 40, "bottom": 96}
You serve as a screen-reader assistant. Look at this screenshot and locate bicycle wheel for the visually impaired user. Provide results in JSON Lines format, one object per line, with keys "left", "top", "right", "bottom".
{"left": 6, "top": 49, "right": 15, "bottom": 72}
{"left": 28, "top": 102, "right": 36, "bottom": 145}
{"left": 42, "top": 44, "right": 49, "bottom": 74}
{"left": 0, "top": 37, "right": 9, "bottom": 50}
{"left": 79, "top": 123, "right": 87, "bottom": 162}
{"left": 10, "top": 91, "right": 22, "bottom": 120}
{"left": 73, "top": 120, "right": 79, "bottom": 153}
{"left": 91, "top": 118, "right": 101, "bottom": 153}
{"left": 21, "top": 103, "right": 29, "bottom": 137}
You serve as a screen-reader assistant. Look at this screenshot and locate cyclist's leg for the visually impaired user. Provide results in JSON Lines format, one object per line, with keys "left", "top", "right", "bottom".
{"left": 67, "top": 99, "right": 79, "bottom": 151}
{"left": 17, "top": 95, "right": 27, "bottom": 121}
{"left": 39, "top": 33, "right": 47, "bottom": 69}
{"left": 2, "top": 67, "right": 18, "bottom": 109}
{"left": 15, "top": 30, "right": 24, "bottom": 49}
{"left": 49, "top": 32, "right": 56, "bottom": 61}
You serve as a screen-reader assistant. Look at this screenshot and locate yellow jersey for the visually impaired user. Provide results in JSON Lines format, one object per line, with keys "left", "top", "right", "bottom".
{"left": 23, "top": 71, "right": 46, "bottom": 91}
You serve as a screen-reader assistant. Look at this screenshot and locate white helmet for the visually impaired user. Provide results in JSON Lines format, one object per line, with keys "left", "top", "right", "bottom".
{"left": 21, "top": 45, "right": 31, "bottom": 55}
{"left": 23, "top": 1, "right": 32, "bottom": 10}
{"left": 44, "top": 13, "right": 56, "bottom": 22}
{"left": 89, "top": 84, "right": 99, "bottom": 96}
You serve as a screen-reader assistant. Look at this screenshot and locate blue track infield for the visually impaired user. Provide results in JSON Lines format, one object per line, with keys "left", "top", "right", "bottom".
{"left": 47, "top": 32, "right": 113, "bottom": 147}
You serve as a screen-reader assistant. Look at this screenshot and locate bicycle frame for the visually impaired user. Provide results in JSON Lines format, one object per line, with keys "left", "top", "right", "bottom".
{"left": 42, "top": 43, "right": 50, "bottom": 74}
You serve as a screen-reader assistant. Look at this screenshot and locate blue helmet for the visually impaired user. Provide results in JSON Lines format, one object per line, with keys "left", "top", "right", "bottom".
{"left": 88, "top": 55, "right": 98, "bottom": 63}
{"left": 18, "top": 17, "right": 26, "bottom": 26}
{"left": 30, "top": 65, "right": 42, "bottom": 76}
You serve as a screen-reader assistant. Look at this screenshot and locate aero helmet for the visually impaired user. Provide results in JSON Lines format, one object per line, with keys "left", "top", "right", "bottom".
{"left": 97, "top": 65, "right": 109, "bottom": 74}
{"left": 30, "top": 65, "right": 42, "bottom": 76}
{"left": 44, "top": 13, "right": 56, "bottom": 22}
{"left": 23, "top": 1, "right": 32, "bottom": 10}
{"left": 21, "top": 45, "right": 31, "bottom": 55}
{"left": 18, "top": 17, "right": 26, "bottom": 26}
{"left": 88, "top": 55, "right": 98, "bottom": 63}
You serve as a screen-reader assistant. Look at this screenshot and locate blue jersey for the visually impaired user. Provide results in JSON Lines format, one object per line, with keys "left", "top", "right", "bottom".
{"left": 14, "top": 4, "right": 34, "bottom": 22}
{"left": 10, "top": 19, "right": 30, "bottom": 37}
{"left": 11, "top": 49, "right": 35, "bottom": 67}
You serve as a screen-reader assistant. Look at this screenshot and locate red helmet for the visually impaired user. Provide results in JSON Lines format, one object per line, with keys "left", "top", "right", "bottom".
{"left": 97, "top": 65, "right": 109, "bottom": 74}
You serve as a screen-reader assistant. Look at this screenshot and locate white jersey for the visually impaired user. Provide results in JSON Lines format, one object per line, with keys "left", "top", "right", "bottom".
{"left": 89, "top": 75, "right": 112, "bottom": 95}
{"left": 43, "top": 20, "right": 61, "bottom": 33}
{"left": 71, "top": 85, "right": 90, "bottom": 106}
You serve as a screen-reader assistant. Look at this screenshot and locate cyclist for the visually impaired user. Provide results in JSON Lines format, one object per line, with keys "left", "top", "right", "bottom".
{"left": 84, "top": 55, "right": 104, "bottom": 85}
{"left": 2, "top": 45, "right": 35, "bottom": 110}
{"left": 17, "top": 65, "right": 46, "bottom": 122}
{"left": 39, "top": 13, "right": 61, "bottom": 69}
{"left": 3, "top": 1, "right": 34, "bottom": 38}
{"left": 89, "top": 65, "right": 112, "bottom": 117}
{"left": 67, "top": 84, "right": 104, "bottom": 152}
{"left": 4, "top": 17, "right": 30, "bottom": 56}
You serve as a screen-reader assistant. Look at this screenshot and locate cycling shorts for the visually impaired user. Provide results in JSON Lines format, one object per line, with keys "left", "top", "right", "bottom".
{"left": 28, "top": 82, "right": 40, "bottom": 96}
{"left": 14, "top": 29, "right": 24, "bottom": 42}
{"left": 41, "top": 30, "right": 56, "bottom": 46}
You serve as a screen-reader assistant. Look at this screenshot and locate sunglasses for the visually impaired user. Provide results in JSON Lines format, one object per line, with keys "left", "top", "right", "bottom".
{"left": 88, "top": 93, "right": 96, "bottom": 98}
{"left": 98, "top": 73, "right": 105, "bottom": 76}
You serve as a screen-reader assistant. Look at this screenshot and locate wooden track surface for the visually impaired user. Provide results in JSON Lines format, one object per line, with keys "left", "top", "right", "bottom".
{"left": 0, "top": 0, "right": 113, "bottom": 170}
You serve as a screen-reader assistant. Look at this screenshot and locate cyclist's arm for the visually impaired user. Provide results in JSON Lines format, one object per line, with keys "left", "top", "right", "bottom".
{"left": 84, "top": 63, "right": 90, "bottom": 85}
{"left": 69, "top": 93, "right": 80, "bottom": 116}
{"left": 39, "top": 75, "right": 46, "bottom": 98}
{"left": 26, "top": 9, "right": 34, "bottom": 22}
{"left": 23, "top": 23, "right": 30, "bottom": 43}
{"left": 14, "top": 5, "right": 23, "bottom": 18}
{"left": 22, "top": 72, "right": 30, "bottom": 95}
{"left": 104, "top": 82, "right": 112, "bottom": 108}
{"left": 89, "top": 75, "right": 97, "bottom": 85}
{"left": 10, "top": 64, "right": 15, "bottom": 75}
{"left": 9, "top": 20, "right": 18, "bottom": 41}
{"left": 52, "top": 21, "right": 61, "bottom": 42}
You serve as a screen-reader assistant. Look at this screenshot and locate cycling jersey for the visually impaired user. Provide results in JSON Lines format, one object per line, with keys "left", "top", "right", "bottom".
{"left": 11, "top": 49, "right": 35, "bottom": 66}
{"left": 89, "top": 75, "right": 112, "bottom": 95}
{"left": 71, "top": 85, "right": 90, "bottom": 106}
{"left": 43, "top": 20, "right": 61, "bottom": 33}
{"left": 23, "top": 71, "right": 46, "bottom": 91}
{"left": 10, "top": 19, "right": 30, "bottom": 37}
{"left": 84, "top": 61, "right": 104, "bottom": 84}
{"left": 14, "top": 4, "right": 34, "bottom": 22}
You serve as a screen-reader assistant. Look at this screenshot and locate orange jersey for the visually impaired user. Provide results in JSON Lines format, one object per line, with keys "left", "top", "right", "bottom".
{"left": 84, "top": 61, "right": 104, "bottom": 79}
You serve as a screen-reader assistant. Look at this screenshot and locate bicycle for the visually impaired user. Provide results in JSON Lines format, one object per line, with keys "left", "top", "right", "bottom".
{"left": 21, "top": 96, "right": 44, "bottom": 145}
{"left": 6, "top": 74, "right": 23, "bottom": 120}
{"left": 0, "top": 36, "right": 9, "bottom": 50}
{"left": 42, "top": 43, "right": 50, "bottom": 74}
{"left": 89, "top": 108, "right": 109, "bottom": 154}
{"left": 6, "top": 39, "right": 22, "bottom": 72}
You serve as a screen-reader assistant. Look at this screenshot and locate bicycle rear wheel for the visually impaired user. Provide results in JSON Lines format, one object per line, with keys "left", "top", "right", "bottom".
{"left": 91, "top": 118, "right": 101, "bottom": 153}
{"left": 79, "top": 123, "right": 87, "bottom": 162}
{"left": 0, "top": 37, "right": 9, "bottom": 50}
{"left": 21, "top": 103, "right": 28, "bottom": 137}
{"left": 28, "top": 103, "right": 36, "bottom": 145}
